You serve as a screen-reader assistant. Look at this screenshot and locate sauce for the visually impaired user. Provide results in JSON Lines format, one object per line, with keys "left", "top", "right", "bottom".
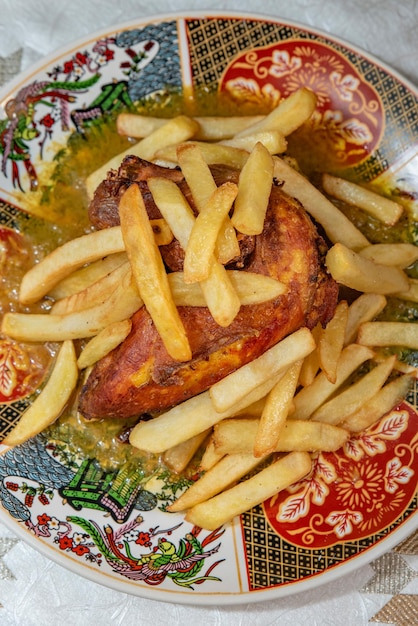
{"left": 0, "top": 228, "right": 55, "bottom": 403}
{"left": 48, "top": 408, "right": 157, "bottom": 473}
{"left": 38, "top": 117, "right": 133, "bottom": 239}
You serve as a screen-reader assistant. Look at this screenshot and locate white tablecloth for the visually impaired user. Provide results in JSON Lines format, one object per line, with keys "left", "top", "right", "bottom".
{"left": 0, "top": 1, "right": 417, "bottom": 624}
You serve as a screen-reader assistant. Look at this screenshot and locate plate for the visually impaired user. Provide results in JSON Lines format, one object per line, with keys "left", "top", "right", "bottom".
{"left": 0, "top": 11, "right": 417, "bottom": 605}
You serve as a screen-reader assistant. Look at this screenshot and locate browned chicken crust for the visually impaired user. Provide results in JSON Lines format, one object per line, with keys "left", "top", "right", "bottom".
{"left": 78, "top": 156, "right": 338, "bottom": 420}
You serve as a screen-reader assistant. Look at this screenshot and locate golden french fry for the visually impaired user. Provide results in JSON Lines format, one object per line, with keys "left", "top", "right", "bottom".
{"left": 290, "top": 344, "right": 375, "bottom": 420}
{"left": 130, "top": 365, "right": 287, "bottom": 455}
{"left": 326, "top": 243, "right": 409, "bottom": 294}
{"left": 213, "top": 417, "right": 349, "bottom": 455}
{"left": 189, "top": 115, "right": 264, "bottom": 141}
{"left": 395, "top": 278, "right": 418, "bottom": 303}
{"left": 341, "top": 373, "right": 414, "bottom": 432}
{"left": 225, "top": 271, "right": 286, "bottom": 305}
{"left": 163, "top": 429, "right": 211, "bottom": 474}
{"left": 148, "top": 176, "right": 241, "bottom": 327}
{"left": 232, "top": 142, "right": 274, "bottom": 235}
{"left": 119, "top": 183, "right": 191, "bottom": 362}
{"left": 264, "top": 419, "right": 351, "bottom": 452}
{"left": 148, "top": 218, "right": 174, "bottom": 246}
{"left": 177, "top": 143, "right": 240, "bottom": 264}
{"left": 177, "top": 142, "right": 218, "bottom": 213}
{"left": 156, "top": 141, "right": 249, "bottom": 169}
{"left": 129, "top": 391, "right": 232, "bottom": 453}
{"left": 2, "top": 267, "right": 142, "bottom": 342}
{"left": 273, "top": 157, "right": 369, "bottom": 250}
{"left": 20, "top": 220, "right": 171, "bottom": 308}
{"left": 76, "top": 319, "right": 132, "bottom": 369}
{"left": 19, "top": 226, "right": 126, "bottom": 305}
{"left": 199, "top": 435, "right": 225, "bottom": 471}
{"left": 391, "top": 359, "right": 418, "bottom": 374}
{"left": 234, "top": 397, "right": 267, "bottom": 417}
{"left": 317, "top": 300, "right": 348, "bottom": 384}
{"left": 220, "top": 130, "right": 287, "bottom": 154}
{"left": 183, "top": 182, "right": 238, "bottom": 282}
{"left": 298, "top": 324, "right": 321, "bottom": 387}
{"left": 168, "top": 451, "right": 265, "bottom": 513}
{"left": 230, "top": 374, "right": 286, "bottom": 417}
{"left": 358, "top": 243, "right": 418, "bottom": 268}
{"left": 254, "top": 360, "right": 302, "bottom": 457}
{"left": 210, "top": 328, "right": 315, "bottom": 413}
{"left": 285, "top": 416, "right": 351, "bottom": 452}
{"left": 51, "top": 261, "right": 132, "bottom": 315}
{"left": 216, "top": 216, "right": 241, "bottom": 265}
{"left": 48, "top": 252, "right": 128, "bottom": 300}
{"left": 198, "top": 262, "right": 241, "bottom": 327}
{"left": 311, "top": 355, "right": 396, "bottom": 424}
{"left": 185, "top": 451, "right": 312, "bottom": 530}
{"left": 147, "top": 176, "right": 195, "bottom": 249}
{"left": 235, "top": 87, "right": 317, "bottom": 137}
{"left": 357, "top": 321, "right": 418, "bottom": 350}
{"left": 86, "top": 115, "right": 199, "bottom": 197}
{"left": 344, "top": 293, "right": 387, "bottom": 345}
{"left": 167, "top": 270, "right": 286, "bottom": 307}
{"left": 116, "top": 113, "right": 165, "bottom": 138}
{"left": 322, "top": 173, "right": 403, "bottom": 226}
{"left": 3, "top": 340, "right": 78, "bottom": 447}
{"left": 212, "top": 417, "right": 266, "bottom": 454}
{"left": 117, "top": 112, "right": 264, "bottom": 141}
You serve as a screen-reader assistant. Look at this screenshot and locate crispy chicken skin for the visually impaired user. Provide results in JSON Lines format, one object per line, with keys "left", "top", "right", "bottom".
{"left": 78, "top": 157, "right": 338, "bottom": 420}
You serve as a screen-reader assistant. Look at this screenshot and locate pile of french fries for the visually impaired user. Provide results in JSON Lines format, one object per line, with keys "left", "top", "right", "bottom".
{"left": 1, "top": 87, "right": 417, "bottom": 531}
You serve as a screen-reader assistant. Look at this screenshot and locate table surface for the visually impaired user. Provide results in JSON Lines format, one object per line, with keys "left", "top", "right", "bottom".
{"left": 0, "top": 1, "right": 417, "bottom": 624}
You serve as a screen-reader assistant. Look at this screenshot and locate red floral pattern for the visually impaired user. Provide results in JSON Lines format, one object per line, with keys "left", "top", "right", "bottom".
{"left": 220, "top": 40, "right": 383, "bottom": 167}
{"left": 264, "top": 404, "right": 417, "bottom": 547}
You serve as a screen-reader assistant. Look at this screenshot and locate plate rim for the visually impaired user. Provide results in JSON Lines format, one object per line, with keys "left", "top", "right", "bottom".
{"left": 0, "top": 9, "right": 417, "bottom": 606}
{"left": 1, "top": 9, "right": 417, "bottom": 106}
{"left": 0, "top": 471, "right": 415, "bottom": 605}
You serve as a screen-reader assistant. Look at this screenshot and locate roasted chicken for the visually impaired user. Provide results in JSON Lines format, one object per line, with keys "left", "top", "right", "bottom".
{"left": 78, "top": 156, "right": 338, "bottom": 420}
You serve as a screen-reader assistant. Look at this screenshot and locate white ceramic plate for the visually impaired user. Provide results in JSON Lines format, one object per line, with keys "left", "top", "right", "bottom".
{"left": 0, "top": 11, "right": 417, "bottom": 605}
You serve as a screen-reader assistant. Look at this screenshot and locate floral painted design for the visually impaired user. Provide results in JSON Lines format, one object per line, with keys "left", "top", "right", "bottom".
{"left": 220, "top": 40, "right": 383, "bottom": 167}
{"left": 68, "top": 517, "right": 225, "bottom": 587}
{"left": 27, "top": 507, "right": 224, "bottom": 587}
{"left": 0, "top": 72, "right": 102, "bottom": 190}
{"left": 0, "top": 36, "right": 118, "bottom": 189}
{"left": 28, "top": 511, "right": 102, "bottom": 565}
{"left": 0, "top": 22, "right": 181, "bottom": 192}
{"left": 0, "top": 437, "right": 225, "bottom": 590}
{"left": 265, "top": 406, "right": 417, "bottom": 546}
